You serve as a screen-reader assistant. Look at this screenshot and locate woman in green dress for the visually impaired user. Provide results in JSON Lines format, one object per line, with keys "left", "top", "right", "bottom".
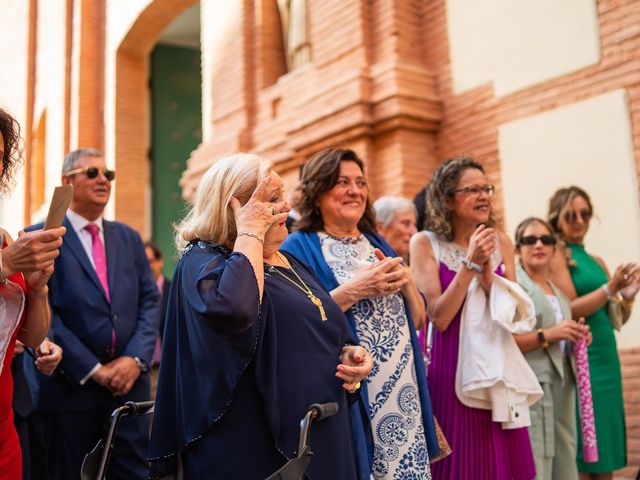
{"left": 548, "top": 186, "right": 640, "bottom": 480}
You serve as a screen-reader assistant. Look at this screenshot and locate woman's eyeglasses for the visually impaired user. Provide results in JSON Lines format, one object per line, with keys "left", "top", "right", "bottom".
{"left": 564, "top": 209, "right": 591, "bottom": 224}
{"left": 519, "top": 235, "right": 557, "bottom": 246}
{"left": 65, "top": 167, "right": 116, "bottom": 181}
{"left": 450, "top": 184, "right": 495, "bottom": 197}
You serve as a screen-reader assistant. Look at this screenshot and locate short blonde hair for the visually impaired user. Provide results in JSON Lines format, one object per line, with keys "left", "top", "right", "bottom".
{"left": 175, "top": 153, "right": 273, "bottom": 251}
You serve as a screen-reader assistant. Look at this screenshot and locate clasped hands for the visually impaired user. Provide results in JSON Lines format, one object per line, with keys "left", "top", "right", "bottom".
{"left": 336, "top": 345, "right": 373, "bottom": 394}
{"left": 92, "top": 356, "right": 141, "bottom": 396}
{"left": 348, "top": 249, "right": 412, "bottom": 300}
{"left": 467, "top": 225, "right": 497, "bottom": 292}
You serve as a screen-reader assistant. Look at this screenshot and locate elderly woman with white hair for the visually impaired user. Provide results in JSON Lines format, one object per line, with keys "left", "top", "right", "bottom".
{"left": 374, "top": 195, "right": 418, "bottom": 259}
{"left": 148, "top": 153, "right": 373, "bottom": 479}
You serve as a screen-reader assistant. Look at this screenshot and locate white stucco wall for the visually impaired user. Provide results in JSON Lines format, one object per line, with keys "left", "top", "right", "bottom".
{"left": 446, "top": 0, "right": 601, "bottom": 97}
{"left": 0, "top": 3, "right": 29, "bottom": 236}
{"left": 499, "top": 89, "right": 640, "bottom": 347}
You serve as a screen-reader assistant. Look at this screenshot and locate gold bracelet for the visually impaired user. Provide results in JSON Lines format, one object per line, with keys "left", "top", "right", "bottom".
{"left": 621, "top": 298, "right": 635, "bottom": 311}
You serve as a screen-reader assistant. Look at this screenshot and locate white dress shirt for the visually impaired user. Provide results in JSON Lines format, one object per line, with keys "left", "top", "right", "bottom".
{"left": 66, "top": 209, "right": 105, "bottom": 269}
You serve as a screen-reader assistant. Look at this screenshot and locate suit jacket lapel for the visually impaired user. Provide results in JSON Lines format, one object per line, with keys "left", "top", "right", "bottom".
{"left": 63, "top": 216, "right": 107, "bottom": 300}
{"left": 103, "top": 220, "right": 118, "bottom": 302}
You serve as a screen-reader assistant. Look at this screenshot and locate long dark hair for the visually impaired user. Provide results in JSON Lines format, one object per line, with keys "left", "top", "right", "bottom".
{"left": 424, "top": 157, "right": 498, "bottom": 241}
{"left": 0, "top": 108, "right": 23, "bottom": 195}
{"left": 296, "top": 148, "right": 377, "bottom": 234}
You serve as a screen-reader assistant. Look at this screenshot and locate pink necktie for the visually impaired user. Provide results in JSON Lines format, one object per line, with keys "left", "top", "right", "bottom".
{"left": 85, "top": 224, "right": 110, "bottom": 302}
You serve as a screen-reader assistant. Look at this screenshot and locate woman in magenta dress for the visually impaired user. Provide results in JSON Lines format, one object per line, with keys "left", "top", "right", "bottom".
{"left": 0, "top": 108, "right": 64, "bottom": 479}
{"left": 410, "top": 157, "right": 536, "bottom": 480}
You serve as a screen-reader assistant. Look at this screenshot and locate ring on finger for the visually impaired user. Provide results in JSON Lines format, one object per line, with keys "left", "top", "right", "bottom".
{"left": 387, "top": 282, "right": 392, "bottom": 291}
{"left": 271, "top": 206, "right": 278, "bottom": 216}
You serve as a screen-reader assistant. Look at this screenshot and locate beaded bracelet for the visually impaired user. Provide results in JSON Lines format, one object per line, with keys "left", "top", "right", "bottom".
{"left": 237, "top": 231, "right": 264, "bottom": 244}
{"left": 601, "top": 283, "right": 613, "bottom": 300}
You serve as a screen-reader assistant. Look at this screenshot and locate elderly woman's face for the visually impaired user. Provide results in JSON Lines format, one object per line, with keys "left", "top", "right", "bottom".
{"left": 450, "top": 168, "right": 492, "bottom": 225}
{"left": 379, "top": 209, "right": 417, "bottom": 257}
{"left": 317, "top": 161, "right": 368, "bottom": 231}
{"left": 263, "top": 172, "right": 291, "bottom": 247}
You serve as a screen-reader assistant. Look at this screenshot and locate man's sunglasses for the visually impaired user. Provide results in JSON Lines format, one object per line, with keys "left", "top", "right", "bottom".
{"left": 65, "top": 167, "right": 116, "bottom": 181}
{"left": 564, "top": 209, "right": 591, "bottom": 224}
{"left": 519, "top": 235, "right": 557, "bottom": 246}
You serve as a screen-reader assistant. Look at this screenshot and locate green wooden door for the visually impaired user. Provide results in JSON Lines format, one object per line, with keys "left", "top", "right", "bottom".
{"left": 151, "top": 44, "right": 202, "bottom": 276}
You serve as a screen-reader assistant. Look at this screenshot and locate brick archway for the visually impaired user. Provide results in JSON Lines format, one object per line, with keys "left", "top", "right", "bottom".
{"left": 114, "top": 0, "right": 198, "bottom": 236}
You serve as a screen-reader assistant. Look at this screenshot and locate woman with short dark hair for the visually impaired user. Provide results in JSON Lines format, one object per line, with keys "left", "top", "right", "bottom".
{"left": 283, "top": 148, "right": 437, "bottom": 480}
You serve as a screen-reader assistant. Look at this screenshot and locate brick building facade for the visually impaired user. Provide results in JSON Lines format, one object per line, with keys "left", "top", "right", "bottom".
{"left": 1, "top": 0, "right": 639, "bottom": 476}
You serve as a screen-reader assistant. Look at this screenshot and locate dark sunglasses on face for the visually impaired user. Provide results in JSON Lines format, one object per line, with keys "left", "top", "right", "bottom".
{"left": 65, "top": 166, "right": 116, "bottom": 181}
{"left": 519, "top": 235, "right": 557, "bottom": 247}
{"left": 450, "top": 184, "right": 495, "bottom": 197}
{"left": 564, "top": 209, "right": 591, "bottom": 223}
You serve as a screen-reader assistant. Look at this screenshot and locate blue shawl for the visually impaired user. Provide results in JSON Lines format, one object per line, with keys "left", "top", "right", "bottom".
{"left": 282, "top": 231, "right": 440, "bottom": 477}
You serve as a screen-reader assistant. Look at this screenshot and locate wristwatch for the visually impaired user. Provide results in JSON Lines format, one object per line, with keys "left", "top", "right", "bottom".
{"left": 537, "top": 328, "right": 549, "bottom": 349}
{"left": 133, "top": 356, "right": 149, "bottom": 373}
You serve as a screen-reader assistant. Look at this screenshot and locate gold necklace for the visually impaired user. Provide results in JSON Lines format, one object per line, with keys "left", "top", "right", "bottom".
{"left": 271, "top": 252, "right": 327, "bottom": 321}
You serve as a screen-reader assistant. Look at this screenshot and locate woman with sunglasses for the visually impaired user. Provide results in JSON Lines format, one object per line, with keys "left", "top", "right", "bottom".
{"left": 548, "top": 186, "right": 639, "bottom": 479}
{"left": 410, "top": 157, "right": 535, "bottom": 480}
{"left": 514, "top": 217, "right": 590, "bottom": 480}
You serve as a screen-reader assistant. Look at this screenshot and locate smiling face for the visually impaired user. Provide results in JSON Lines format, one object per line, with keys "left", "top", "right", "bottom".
{"left": 263, "top": 172, "right": 291, "bottom": 249}
{"left": 449, "top": 167, "right": 492, "bottom": 225}
{"left": 378, "top": 209, "right": 417, "bottom": 257}
{"left": 63, "top": 155, "right": 112, "bottom": 217}
{"left": 518, "top": 221, "right": 555, "bottom": 273}
{"left": 558, "top": 194, "right": 591, "bottom": 244}
{"left": 317, "top": 161, "right": 368, "bottom": 234}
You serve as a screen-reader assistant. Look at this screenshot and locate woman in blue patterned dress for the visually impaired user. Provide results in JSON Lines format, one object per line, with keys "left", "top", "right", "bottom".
{"left": 282, "top": 148, "right": 439, "bottom": 480}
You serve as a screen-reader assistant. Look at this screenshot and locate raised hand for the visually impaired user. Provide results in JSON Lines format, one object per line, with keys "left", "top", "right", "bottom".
{"left": 2, "top": 227, "right": 65, "bottom": 277}
{"left": 619, "top": 263, "right": 640, "bottom": 300}
{"left": 229, "top": 175, "right": 289, "bottom": 242}
{"left": 467, "top": 225, "right": 496, "bottom": 266}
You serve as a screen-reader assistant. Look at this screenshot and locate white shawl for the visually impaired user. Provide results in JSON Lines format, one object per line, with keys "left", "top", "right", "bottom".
{"left": 456, "top": 274, "right": 543, "bottom": 429}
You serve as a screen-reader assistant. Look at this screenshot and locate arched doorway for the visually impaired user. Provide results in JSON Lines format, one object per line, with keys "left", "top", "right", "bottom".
{"left": 114, "top": 0, "right": 199, "bottom": 253}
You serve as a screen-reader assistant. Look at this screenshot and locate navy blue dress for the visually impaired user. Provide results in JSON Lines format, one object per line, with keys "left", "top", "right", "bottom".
{"left": 148, "top": 241, "right": 358, "bottom": 479}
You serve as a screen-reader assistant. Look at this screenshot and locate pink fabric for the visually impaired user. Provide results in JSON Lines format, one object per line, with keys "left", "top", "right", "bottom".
{"left": 84, "top": 224, "right": 110, "bottom": 302}
{"left": 85, "top": 224, "right": 116, "bottom": 357}
{"left": 574, "top": 338, "right": 599, "bottom": 463}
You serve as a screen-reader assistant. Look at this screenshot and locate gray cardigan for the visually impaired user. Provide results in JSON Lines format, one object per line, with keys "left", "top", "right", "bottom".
{"left": 516, "top": 265, "right": 574, "bottom": 383}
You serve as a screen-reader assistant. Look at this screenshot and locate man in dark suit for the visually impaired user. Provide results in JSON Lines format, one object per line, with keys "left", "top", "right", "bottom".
{"left": 27, "top": 148, "right": 160, "bottom": 479}
{"left": 143, "top": 241, "right": 171, "bottom": 398}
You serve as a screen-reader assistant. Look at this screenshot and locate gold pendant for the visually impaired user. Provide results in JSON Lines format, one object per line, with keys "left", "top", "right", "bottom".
{"left": 309, "top": 294, "right": 327, "bottom": 321}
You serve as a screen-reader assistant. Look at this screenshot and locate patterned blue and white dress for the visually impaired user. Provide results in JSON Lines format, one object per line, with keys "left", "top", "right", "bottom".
{"left": 319, "top": 233, "right": 431, "bottom": 480}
